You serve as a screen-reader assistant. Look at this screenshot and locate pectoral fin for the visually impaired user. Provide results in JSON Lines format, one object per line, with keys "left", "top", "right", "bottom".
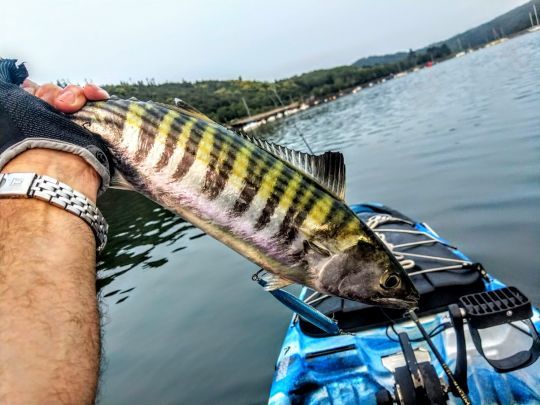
{"left": 264, "top": 273, "right": 295, "bottom": 291}
{"left": 110, "top": 171, "right": 135, "bottom": 191}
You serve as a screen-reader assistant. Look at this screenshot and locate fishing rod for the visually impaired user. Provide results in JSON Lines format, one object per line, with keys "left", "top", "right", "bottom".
{"left": 407, "top": 309, "right": 472, "bottom": 405}
{"left": 271, "top": 87, "right": 314, "bottom": 154}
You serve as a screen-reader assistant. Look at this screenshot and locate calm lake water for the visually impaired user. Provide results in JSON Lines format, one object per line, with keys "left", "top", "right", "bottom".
{"left": 97, "top": 32, "right": 540, "bottom": 404}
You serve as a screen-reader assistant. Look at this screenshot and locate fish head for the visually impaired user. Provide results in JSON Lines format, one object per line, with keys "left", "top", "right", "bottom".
{"left": 308, "top": 238, "right": 419, "bottom": 309}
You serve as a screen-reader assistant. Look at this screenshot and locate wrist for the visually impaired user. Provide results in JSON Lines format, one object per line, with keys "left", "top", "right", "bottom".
{"left": 1, "top": 149, "right": 100, "bottom": 202}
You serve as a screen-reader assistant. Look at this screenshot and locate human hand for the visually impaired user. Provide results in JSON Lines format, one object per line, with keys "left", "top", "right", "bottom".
{"left": 0, "top": 59, "right": 113, "bottom": 196}
{"left": 21, "top": 79, "right": 109, "bottom": 113}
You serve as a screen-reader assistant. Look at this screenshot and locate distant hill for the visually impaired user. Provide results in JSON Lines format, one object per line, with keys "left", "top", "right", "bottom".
{"left": 353, "top": 0, "right": 540, "bottom": 67}
{"left": 101, "top": 1, "right": 540, "bottom": 126}
{"left": 352, "top": 52, "right": 408, "bottom": 68}
{"left": 443, "top": 0, "right": 540, "bottom": 50}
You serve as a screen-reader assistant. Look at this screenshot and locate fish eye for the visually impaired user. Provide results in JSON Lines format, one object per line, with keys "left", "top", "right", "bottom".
{"left": 380, "top": 273, "right": 401, "bottom": 290}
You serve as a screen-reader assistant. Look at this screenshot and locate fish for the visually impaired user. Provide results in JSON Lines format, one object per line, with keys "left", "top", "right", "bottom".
{"left": 0, "top": 58, "right": 419, "bottom": 308}
{"left": 66, "top": 96, "right": 419, "bottom": 309}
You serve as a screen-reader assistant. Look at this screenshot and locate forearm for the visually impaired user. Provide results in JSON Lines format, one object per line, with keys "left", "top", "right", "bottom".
{"left": 0, "top": 149, "right": 101, "bottom": 404}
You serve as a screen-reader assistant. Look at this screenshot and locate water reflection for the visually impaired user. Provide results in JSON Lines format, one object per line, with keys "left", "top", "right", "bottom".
{"left": 96, "top": 189, "right": 201, "bottom": 302}
{"left": 96, "top": 33, "right": 540, "bottom": 405}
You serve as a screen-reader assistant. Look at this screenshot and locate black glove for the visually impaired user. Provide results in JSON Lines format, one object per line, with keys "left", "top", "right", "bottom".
{"left": 0, "top": 58, "right": 112, "bottom": 194}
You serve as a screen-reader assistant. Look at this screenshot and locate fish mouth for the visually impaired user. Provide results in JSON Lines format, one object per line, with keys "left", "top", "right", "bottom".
{"left": 372, "top": 295, "right": 419, "bottom": 310}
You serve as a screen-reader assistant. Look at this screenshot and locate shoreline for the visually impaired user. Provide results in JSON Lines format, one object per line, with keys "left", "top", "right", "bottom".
{"left": 228, "top": 27, "right": 539, "bottom": 133}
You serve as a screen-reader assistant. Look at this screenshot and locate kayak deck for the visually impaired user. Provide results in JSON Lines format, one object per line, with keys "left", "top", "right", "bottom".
{"left": 268, "top": 203, "right": 540, "bottom": 404}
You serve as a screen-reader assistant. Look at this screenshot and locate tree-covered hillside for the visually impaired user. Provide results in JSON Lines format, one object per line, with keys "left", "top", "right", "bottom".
{"left": 102, "top": 45, "right": 452, "bottom": 125}
{"left": 101, "top": 1, "right": 537, "bottom": 125}
{"left": 102, "top": 64, "right": 402, "bottom": 124}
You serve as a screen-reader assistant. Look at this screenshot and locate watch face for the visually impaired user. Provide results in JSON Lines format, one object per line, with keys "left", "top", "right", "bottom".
{"left": 0, "top": 173, "right": 36, "bottom": 197}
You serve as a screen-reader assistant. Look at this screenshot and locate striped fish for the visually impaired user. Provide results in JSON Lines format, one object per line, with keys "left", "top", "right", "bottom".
{"left": 70, "top": 97, "right": 419, "bottom": 308}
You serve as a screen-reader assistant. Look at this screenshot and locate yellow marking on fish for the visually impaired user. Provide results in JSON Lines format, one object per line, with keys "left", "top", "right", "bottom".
{"left": 328, "top": 207, "right": 346, "bottom": 229}
{"left": 297, "top": 185, "right": 314, "bottom": 210}
{"left": 256, "top": 160, "right": 285, "bottom": 202}
{"left": 215, "top": 134, "right": 233, "bottom": 171}
{"left": 164, "top": 117, "right": 196, "bottom": 173}
{"left": 304, "top": 195, "right": 334, "bottom": 231}
{"left": 122, "top": 103, "right": 146, "bottom": 154}
{"left": 228, "top": 145, "right": 254, "bottom": 191}
{"left": 146, "top": 109, "right": 181, "bottom": 166}
{"left": 176, "top": 118, "right": 196, "bottom": 151}
{"left": 277, "top": 172, "right": 303, "bottom": 213}
{"left": 157, "top": 110, "right": 180, "bottom": 145}
{"left": 194, "top": 125, "right": 216, "bottom": 166}
{"left": 336, "top": 217, "right": 366, "bottom": 249}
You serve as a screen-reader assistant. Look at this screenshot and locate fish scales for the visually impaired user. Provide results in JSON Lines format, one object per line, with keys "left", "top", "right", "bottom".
{"left": 254, "top": 163, "right": 293, "bottom": 230}
{"left": 145, "top": 108, "right": 180, "bottom": 167}
{"left": 165, "top": 118, "right": 196, "bottom": 174}
{"left": 276, "top": 182, "right": 315, "bottom": 244}
{"left": 241, "top": 158, "right": 284, "bottom": 225}
{"left": 81, "top": 100, "right": 353, "bottom": 247}
{"left": 202, "top": 128, "right": 231, "bottom": 199}
{"left": 232, "top": 144, "right": 272, "bottom": 216}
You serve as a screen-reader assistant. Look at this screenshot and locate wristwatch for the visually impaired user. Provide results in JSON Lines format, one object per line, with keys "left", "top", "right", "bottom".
{"left": 0, "top": 172, "right": 108, "bottom": 252}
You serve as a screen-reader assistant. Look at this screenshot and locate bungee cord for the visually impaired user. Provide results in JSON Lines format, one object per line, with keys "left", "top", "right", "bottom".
{"left": 366, "top": 214, "right": 473, "bottom": 276}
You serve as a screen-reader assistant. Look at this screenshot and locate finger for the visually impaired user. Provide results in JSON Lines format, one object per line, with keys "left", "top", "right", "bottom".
{"left": 35, "top": 83, "right": 62, "bottom": 105}
{"left": 23, "top": 86, "right": 36, "bottom": 96}
{"left": 53, "top": 84, "right": 86, "bottom": 113}
{"left": 83, "top": 83, "right": 109, "bottom": 101}
{"left": 22, "top": 78, "right": 39, "bottom": 91}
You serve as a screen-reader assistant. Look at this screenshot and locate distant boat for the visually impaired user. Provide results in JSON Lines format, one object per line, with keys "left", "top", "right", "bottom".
{"left": 455, "top": 51, "right": 466, "bottom": 58}
{"left": 425, "top": 61, "right": 433, "bottom": 68}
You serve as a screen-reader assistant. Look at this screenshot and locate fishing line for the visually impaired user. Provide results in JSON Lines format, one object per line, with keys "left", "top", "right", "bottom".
{"left": 407, "top": 309, "right": 472, "bottom": 405}
{"left": 380, "top": 307, "right": 451, "bottom": 343}
{"left": 384, "top": 320, "right": 452, "bottom": 343}
{"left": 271, "top": 87, "right": 314, "bottom": 154}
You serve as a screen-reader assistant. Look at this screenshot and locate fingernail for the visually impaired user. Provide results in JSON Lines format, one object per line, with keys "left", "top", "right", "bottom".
{"left": 57, "top": 90, "right": 76, "bottom": 104}
{"left": 97, "top": 89, "right": 110, "bottom": 99}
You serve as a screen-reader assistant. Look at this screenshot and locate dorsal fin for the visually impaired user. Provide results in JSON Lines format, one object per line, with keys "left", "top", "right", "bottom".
{"left": 238, "top": 133, "right": 346, "bottom": 200}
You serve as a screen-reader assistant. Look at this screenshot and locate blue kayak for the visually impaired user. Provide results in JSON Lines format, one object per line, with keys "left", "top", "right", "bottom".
{"left": 267, "top": 203, "right": 540, "bottom": 404}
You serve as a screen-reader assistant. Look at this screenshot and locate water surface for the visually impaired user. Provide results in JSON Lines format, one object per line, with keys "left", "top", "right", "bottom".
{"left": 98, "top": 32, "right": 540, "bottom": 404}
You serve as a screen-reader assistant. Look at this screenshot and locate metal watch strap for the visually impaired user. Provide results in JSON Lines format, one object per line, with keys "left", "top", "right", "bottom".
{"left": 0, "top": 172, "right": 108, "bottom": 252}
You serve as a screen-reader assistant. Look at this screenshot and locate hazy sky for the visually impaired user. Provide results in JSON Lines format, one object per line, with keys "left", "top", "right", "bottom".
{"left": 1, "top": 0, "right": 529, "bottom": 84}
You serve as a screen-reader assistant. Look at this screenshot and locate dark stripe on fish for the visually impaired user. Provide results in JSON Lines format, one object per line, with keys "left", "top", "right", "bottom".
{"left": 204, "top": 131, "right": 239, "bottom": 200}
{"left": 276, "top": 184, "right": 318, "bottom": 244}
{"left": 254, "top": 164, "right": 288, "bottom": 230}
{"left": 275, "top": 185, "right": 306, "bottom": 243}
{"left": 320, "top": 200, "right": 345, "bottom": 238}
{"left": 133, "top": 103, "right": 163, "bottom": 163}
{"left": 202, "top": 132, "right": 226, "bottom": 197}
{"left": 292, "top": 189, "right": 318, "bottom": 231}
{"left": 154, "top": 115, "right": 191, "bottom": 171}
{"left": 90, "top": 102, "right": 129, "bottom": 125}
{"left": 232, "top": 148, "right": 271, "bottom": 216}
{"left": 172, "top": 121, "right": 207, "bottom": 181}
